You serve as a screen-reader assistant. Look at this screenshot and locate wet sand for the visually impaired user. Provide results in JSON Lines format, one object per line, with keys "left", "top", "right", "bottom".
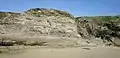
{"left": 1, "top": 47, "right": 120, "bottom": 58}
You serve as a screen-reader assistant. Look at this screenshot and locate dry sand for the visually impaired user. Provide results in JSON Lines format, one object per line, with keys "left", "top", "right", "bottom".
{"left": 1, "top": 47, "right": 120, "bottom": 58}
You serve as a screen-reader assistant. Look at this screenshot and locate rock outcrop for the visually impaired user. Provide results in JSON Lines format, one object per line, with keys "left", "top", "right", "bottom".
{"left": 0, "top": 8, "right": 77, "bottom": 37}
{"left": 0, "top": 8, "right": 78, "bottom": 47}
{"left": 76, "top": 17, "right": 120, "bottom": 46}
{"left": 0, "top": 8, "right": 120, "bottom": 47}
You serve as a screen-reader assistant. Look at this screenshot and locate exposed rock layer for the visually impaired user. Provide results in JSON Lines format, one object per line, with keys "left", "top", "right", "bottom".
{"left": 0, "top": 8, "right": 120, "bottom": 47}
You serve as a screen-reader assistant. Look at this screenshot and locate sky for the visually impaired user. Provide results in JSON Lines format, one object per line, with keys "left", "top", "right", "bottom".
{"left": 0, "top": 0, "right": 120, "bottom": 16}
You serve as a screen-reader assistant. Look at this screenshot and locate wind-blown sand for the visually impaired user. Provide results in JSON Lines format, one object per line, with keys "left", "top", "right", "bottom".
{"left": 1, "top": 47, "right": 120, "bottom": 58}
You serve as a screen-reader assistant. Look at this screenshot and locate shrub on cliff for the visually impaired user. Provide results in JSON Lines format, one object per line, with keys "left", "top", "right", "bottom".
{"left": 25, "top": 8, "right": 74, "bottom": 18}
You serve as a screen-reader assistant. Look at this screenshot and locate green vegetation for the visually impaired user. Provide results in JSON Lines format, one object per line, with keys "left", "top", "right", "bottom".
{"left": 76, "top": 15, "right": 120, "bottom": 21}
{"left": 25, "top": 8, "right": 74, "bottom": 18}
{"left": 76, "top": 15, "right": 120, "bottom": 46}
{"left": 0, "top": 12, "right": 7, "bottom": 19}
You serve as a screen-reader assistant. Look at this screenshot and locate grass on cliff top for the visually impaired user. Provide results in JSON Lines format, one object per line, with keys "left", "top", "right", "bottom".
{"left": 76, "top": 15, "right": 120, "bottom": 21}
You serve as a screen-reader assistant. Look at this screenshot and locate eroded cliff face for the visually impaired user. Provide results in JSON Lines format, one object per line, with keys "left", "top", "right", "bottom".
{"left": 14, "top": 15, "right": 77, "bottom": 37}
{"left": 0, "top": 8, "right": 120, "bottom": 47}
{"left": 0, "top": 8, "right": 79, "bottom": 47}
{"left": 0, "top": 8, "right": 77, "bottom": 38}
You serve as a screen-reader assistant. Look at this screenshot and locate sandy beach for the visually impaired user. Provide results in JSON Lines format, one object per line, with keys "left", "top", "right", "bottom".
{"left": 1, "top": 47, "right": 120, "bottom": 58}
